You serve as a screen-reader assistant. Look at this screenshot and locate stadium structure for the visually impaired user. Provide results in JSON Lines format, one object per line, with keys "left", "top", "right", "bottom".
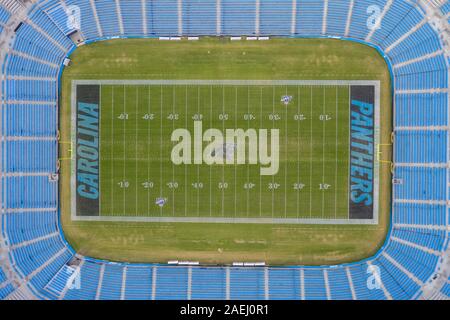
{"left": 0, "top": 0, "right": 449, "bottom": 301}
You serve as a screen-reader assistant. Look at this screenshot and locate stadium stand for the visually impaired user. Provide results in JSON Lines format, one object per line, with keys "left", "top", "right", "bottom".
{"left": 0, "top": 0, "right": 449, "bottom": 300}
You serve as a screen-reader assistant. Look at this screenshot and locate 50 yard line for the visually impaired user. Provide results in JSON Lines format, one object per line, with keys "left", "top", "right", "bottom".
{"left": 210, "top": 85, "right": 213, "bottom": 217}
{"left": 285, "top": 86, "right": 288, "bottom": 218}
{"left": 172, "top": 86, "right": 176, "bottom": 217}
{"left": 185, "top": 85, "right": 188, "bottom": 217}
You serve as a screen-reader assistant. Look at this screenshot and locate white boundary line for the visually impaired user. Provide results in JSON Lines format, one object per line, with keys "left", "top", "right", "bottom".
{"left": 73, "top": 80, "right": 380, "bottom": 86}
{"left": 70, "top": 80, "right": 381, "bottom": 225}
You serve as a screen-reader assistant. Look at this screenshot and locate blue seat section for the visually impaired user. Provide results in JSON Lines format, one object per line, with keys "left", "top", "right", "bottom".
{"left": 4, "top": 176, "right": 57, "bottom": 209}
{"left": 182, "top": 0, "right": 216, "bottom": 36}
{"left": 64, "top": 0, "right": 99, "bottom": 39}
{"left": 371, "top": 255, "right": 420, "bottom": 300}
{"left": 327, "top": 268, "right": 353, "bottom": 300}
{"left": 259, "top": 0, "right": 292, "bottom": 36}
{"left": 124, "top": 266, "right": 152, "bottom": 300}
{"left": 348, "top": 0, "right": 387, "bottom": 40}
{"left": 95, "top": 0, "right": 121, "bottom": 37}
{"left": 395, "top": 55, "right": 448, "bottom": 78}
{"left": 303, "top": 269, "right": 327, "bottom": 300}
{"left": 6, "top": 54, "right": 58, "bottom": 78}
{"left": 11, "top": 234, "right": 64, "bottom": 277}
{"left": 395, "top": 93, "right": 447, "bottom": 127}
{"left": 295, "top": 0, "right": 324, "bottom": 35}
{"left": 151, "top": 0, "right": 178, "bottom": 36}
{"left": 326, "top": 0, "right": 351, "bottom": 36}
{"left": 2, "top": 103, "right": 57, "bottom": 136}
{"left": 230, "top": 268, "right": 265, "bottom": 299}
{"left": 441, "top": 281, "right": 450, "bottom": 297}
{"left": 0, "top": 284, "right": 14, "bottom": 299}
{"left": 389, "top": 24, "right": 442, "bottom": 65}
{"left": 191, "top": 267, "right": 226, "bottom": 299}
{"left": 0, "top": 4, "right": 10, "bottom": 21}
{"left": 394, "top": 167, "right": 446, "bottom": 201}
{"left": 13, "top": 24, "right": 66, "bottom": 65}
{"left": 5, "top": 211, "right": 58, "bottom": 245}
{"left": 99, "top": 264, "right": 123, "bottom": 300}
{"left": 392, "top": 228, "right": 446, "bottom": 252}
{"left": 393, "top": 203, "right": 447, "bottom": 226}
{"left": 0, "top": 4, "right": 9, "bottom": 33}
{"left": 5, "top": 79, "right": 57, "bottom": 102}
{"left": 155, "top": 267, "right": 189, "bottom": 299}
{"left": 348, "top": 264, "right": 386, "bottom": 300}
{"left": 2, "top": 140, "right": 57, "bottom": 172}
{"left": 384, "top": 241, "right": 438, "bottom": 283}
{"left": 29, "top": 249, "right": 73, "bottom": 297}
{"left": 41, "top": 1, "right": 76, "bottom": 35}
{"left": 120, "top": 0, "right": 144, "bottom": 36}
{"left": 44, "top": 264, "right": 78, "bottom": 298}
{"left": 395, "top": 130, "right": 447, "bottom": 163}
{"left": 222, "top": 0, "right": 256, "bottom": 35}
{"left": 0, "top": 267, "right": 11, "bottom": 297}
{"left": 395, "top": 54, "right": 448, "bottom": 91}
{"left": 371, "top": 2, "right": 423, "bottom": 49}
{"left": 268, "top": 268, "right": 301, "bottom": 300}
{"left": 64, "top": 261, "right": 101, "bottom": 300}
{"left": 29, "top": 8, "right": 75, "bottom": 51}
{"left": 441, "top": 2, "right": 450, "bottom": 15}
{"left": 395, "top": 69, "right": 448, "bottom": 90}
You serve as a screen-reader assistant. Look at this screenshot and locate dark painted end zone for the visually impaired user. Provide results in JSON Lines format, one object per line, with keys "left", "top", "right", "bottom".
{"left": 349, "top": 86, "right": 375, "bottom": 220}
{"left": 76, "top": 85, "right": 100, "bottom": 216}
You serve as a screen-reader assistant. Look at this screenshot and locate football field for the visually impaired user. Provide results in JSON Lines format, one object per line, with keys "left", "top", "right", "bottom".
{"left": 61, "top": 38, "right": 391, "bottom": 264}
{"left": 72, "top": 80, "right": 379, "bottom": 224}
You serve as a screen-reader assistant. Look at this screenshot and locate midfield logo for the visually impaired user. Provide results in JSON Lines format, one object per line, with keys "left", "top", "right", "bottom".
{"left": 171, "top": 121, "right": 280, "bottom": 176}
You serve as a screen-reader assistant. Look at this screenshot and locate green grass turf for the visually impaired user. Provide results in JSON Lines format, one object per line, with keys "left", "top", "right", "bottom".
{"left": 98, "top": 84, "right": 350, "bottom": 219}
{"left": 60, "top": 38, "right": 392, "bottom": 265}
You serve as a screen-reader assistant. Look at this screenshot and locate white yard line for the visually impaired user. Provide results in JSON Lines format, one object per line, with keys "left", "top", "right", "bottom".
{"left": 222, "top": 85, "right": 225, "bottom": 217}
{"left": 185, "top": 86, "right": 188, "bottom": 217}
{"left": 297, "top": 86, "right": 300, "bottom": 219}
{"left": 247, "top": 86, "right": 250, "bottom": 217}
{"left": 173, "top": 87, "right": 176, "bottom": 217}
{"left": 197, "top": 87, "right": 200, "bottom": 216}
{"left": 160, "top": 85, "right": 163, "bottom": 216}
{"left": 309, "top": 87, "right": 313, "bottom": 218}
{"left": 147, "top": 86, "right": 151, "bottom": 216}
{"left": 322, "top": 87, "right": 325, "bottom": 218}
{"left": 272, "top": 87, "right": 275, "bottom": 218}
{"left": 285, "top": 86, "right": 288, "bottom": 218}
{"left": 111, "top": 86, "right": 115, "bottom": 216}
{"left": 259, "top": 87, "right": 263, "bottom": 218}
{"left": 335, "top": 87, "right": 338, "bottom": 219}
{"left": 123, "top": 85, "right": 126, "bottom": 215}
{"left": 210, "top": 86, "right": 213, "bottom": 217}
{"left": 135, "top": 87, "right": 139, "bottom": 216}
{"left": 235, "top": 87, "right": 238, "bottom": 218}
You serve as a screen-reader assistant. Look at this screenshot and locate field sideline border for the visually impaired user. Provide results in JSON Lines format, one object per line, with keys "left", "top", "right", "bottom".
{"left": 70, "top": 80, "right": 380, "bottom": 225}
